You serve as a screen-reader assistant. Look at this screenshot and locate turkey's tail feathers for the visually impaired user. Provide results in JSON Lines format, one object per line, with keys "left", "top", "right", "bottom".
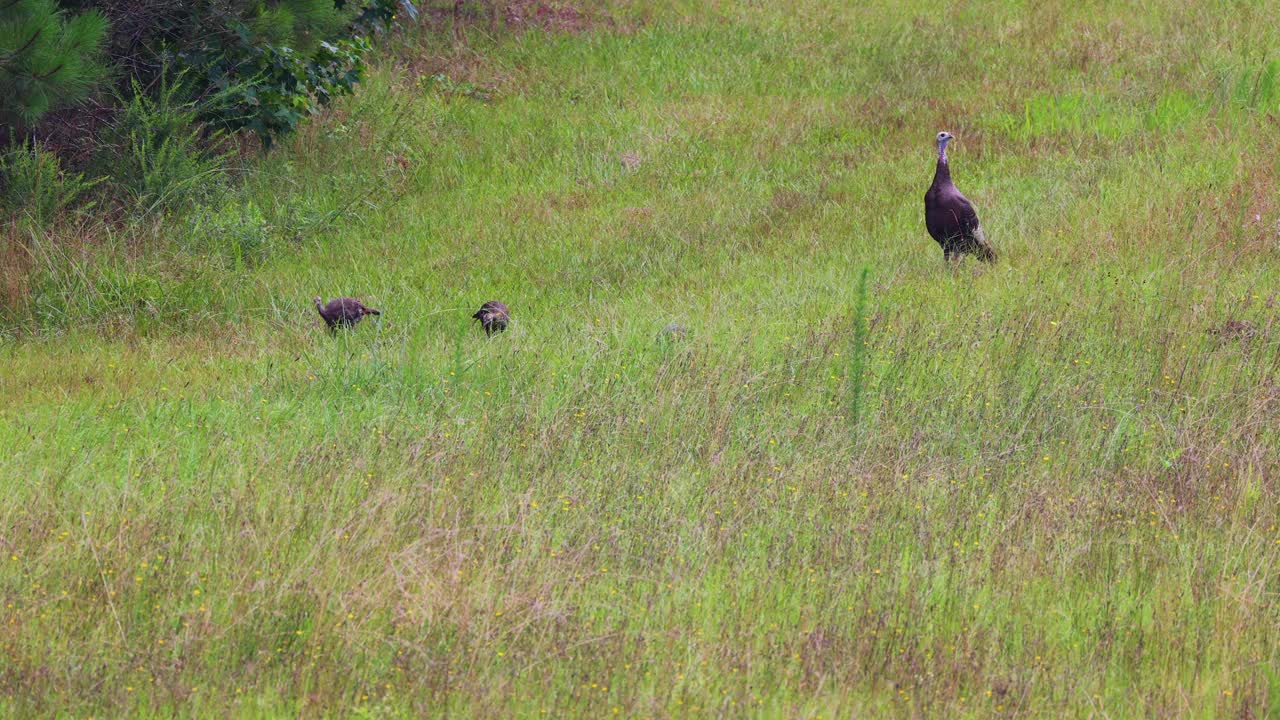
{"left": 973, "top": 225, "right": 997, "bottom": 263}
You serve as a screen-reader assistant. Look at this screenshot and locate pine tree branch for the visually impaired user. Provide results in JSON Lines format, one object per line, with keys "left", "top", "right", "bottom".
{"left": 10, "top": 27, "right": 44, "bottom": 62}
{"left": 33, "top": 62, "right": 66, "bottom": 81}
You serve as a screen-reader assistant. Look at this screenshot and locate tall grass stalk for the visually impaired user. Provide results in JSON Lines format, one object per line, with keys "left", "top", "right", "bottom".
{"left": 847, "top": 264, "right": 870, "bottom": 429}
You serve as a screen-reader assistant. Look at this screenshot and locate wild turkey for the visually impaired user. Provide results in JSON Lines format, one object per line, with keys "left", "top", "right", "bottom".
{"left": 924, "top": 131, "right": 996, "bottom": 263}
{"left": 314, "top": 296, "right": 380, "bottom": 331}
{"left": 472, "top": 301, "right": 509, "bottom": 336}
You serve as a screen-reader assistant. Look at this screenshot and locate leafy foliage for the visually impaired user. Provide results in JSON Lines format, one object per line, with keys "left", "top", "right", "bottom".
{"left": 203, "top": 36, "right": 372, "bottom": 146}
{"left": 342, "top": 0, "right": 419, "bottom": 32}
{"left": 66, "top": 0, "right": 400, "bottom": 146}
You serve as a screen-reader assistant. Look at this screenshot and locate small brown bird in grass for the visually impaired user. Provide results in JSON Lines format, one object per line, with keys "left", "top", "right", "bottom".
{"left": 472, "top": 300, "right": 509, "bottom": 336}
{"left": 314, "top": 296, "right": 380, "bottom": 332}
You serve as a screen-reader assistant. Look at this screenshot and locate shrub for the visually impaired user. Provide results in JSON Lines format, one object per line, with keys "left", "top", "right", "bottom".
{"left": 343, "top": 0, "right": 419, "bottom": 32}
{"left": 209, "top": 37, "right": 373, "bottom": 147}
{"left": 4, "top": 0, "right": 419, "bottom": 225}
{"left": 0, "top": 141, "right": 99, "bottom": 226}
{"left": 101, "top": 76, "right": 231, "bottom": 214}
{"left": 66, "top": 0, "right": 403, "bottom": 147}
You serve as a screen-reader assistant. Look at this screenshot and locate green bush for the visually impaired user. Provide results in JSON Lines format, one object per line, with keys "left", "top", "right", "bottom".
{"left": 102, "top": 77, "right": 231, "bottom": 214}
{"left": 0, "top": 141, "right": 99, "bottom": 226}
{"left": 213, "top": 37, "right": 372, "bottom": 147}
{"left": 4, "top": 0, "right": 418, "bottom": 223}
{"left": 67, "top": 0, "right": 400, "bottom": 147}
{"left": 343, "top": 0, "right": 418, "bottom": 31}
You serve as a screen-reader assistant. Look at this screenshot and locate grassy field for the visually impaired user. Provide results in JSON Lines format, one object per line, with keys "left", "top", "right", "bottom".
{"left": 4, "top": 0, "right": 1280, "bottom": 716}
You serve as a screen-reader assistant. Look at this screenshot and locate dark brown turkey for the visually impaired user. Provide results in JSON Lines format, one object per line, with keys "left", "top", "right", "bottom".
{"left": 472, "top": 300, "right": 509, "bottom": 336}
{"left": 924, "top": 131, "right": 996, "bottom": 264}
{"left": 314, "top": 296, "right": 380, "bottom": 331}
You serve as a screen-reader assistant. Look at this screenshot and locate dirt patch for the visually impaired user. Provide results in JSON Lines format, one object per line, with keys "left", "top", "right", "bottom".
{"left": 389, "top": 33, "right": 515, "bottom": 98}
{"left": 502, "top": 0, "right": 596, "bottom": 33}
{"left": 391, "top": 1, "right": 632, "bottom": 96}
{"left": 418, "top": 0, "right": 627, "bottom": 34}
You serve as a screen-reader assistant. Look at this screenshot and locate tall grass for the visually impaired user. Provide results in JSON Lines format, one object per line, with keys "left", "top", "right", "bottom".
{"left": 2, "top": 1, "right": 1280, "bottom": 717}
{"left": 847, "top": 264, "right": 869, "bottom": 429}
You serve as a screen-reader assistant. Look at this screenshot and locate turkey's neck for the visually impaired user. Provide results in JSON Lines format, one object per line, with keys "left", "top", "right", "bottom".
{"left": 933, "top": 154, "right": 951, "bottom": 186}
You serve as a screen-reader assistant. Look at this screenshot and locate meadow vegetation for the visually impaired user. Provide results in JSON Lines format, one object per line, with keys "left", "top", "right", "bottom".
{"left": 3, "top": 0, "right": 1280, "bottom": 716}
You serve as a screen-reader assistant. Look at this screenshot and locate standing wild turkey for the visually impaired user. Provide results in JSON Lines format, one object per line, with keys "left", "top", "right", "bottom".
{"left": 472, "top": 301, "right": 509, "bottom": 336}
{"left": 924, "top": 131, "right": 996, "bottom": 263}
{"left": 314, "top": 296, "right": 380, "bottom": 331}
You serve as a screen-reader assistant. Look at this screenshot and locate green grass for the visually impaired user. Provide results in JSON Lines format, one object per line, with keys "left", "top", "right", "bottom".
{"left": 4, "top": 0, "right": 1280, "bottom": 716}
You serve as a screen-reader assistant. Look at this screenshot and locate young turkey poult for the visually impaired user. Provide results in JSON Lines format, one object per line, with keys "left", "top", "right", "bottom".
{"left": 314, "top": 296, "right": 380, "bottom": 331}
{"left": 924, "top": 131, "right": 996, "bottom": 264}
{"left": 472, "top": 301, "right": 510, "bottom": 336}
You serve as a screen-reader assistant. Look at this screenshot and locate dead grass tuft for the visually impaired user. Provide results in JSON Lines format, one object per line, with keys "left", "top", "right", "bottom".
{"left": 0, "top": 223, "right": 32, "bottom": 313}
